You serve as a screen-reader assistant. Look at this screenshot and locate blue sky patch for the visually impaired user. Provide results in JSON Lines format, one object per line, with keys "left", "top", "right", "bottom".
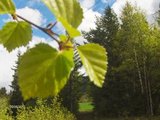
{"left": 0, "top": 0, "right": 116, "bottom": 39}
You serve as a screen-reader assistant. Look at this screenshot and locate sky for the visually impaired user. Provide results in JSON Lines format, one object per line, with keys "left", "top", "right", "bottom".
{"left": 0, "top": 0, "right": 160, "bottom": 92}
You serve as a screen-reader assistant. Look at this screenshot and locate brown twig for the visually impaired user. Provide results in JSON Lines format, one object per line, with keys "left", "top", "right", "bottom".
{"left": 16, "top": 14, "right": 60, "bottom": 44}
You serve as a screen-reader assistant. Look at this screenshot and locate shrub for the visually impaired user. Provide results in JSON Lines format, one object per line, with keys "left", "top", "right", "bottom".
{"left": 0, "top": 98, "right": 12, "bottom": 120}
{"left": 16, "top": 98, "right": 76, "bottom": 120}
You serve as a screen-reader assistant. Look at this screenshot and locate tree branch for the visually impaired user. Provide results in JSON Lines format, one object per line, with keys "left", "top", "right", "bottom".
{"left": 16, "top": 14, "right": 60, "bottom": 44}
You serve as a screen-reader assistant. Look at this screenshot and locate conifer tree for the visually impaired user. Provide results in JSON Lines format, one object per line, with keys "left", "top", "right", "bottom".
{"left": 84, "top": 7, "right": 121, "bottom": 117}
{"left": 0, "top": 87, "right": 7, "bottom": 98}
{"left": 9, "top": 51, "right": 37, "bottom": 116}
{"left": 9, "top": 51, "right": 24, "bottom": 116}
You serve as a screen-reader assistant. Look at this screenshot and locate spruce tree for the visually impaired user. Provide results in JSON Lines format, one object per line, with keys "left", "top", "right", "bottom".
{"left": 0, "top": 87, "right": 7, "bottom": 98}
{"left": 84, "top": 7, "right": 121, "bottom": 117}
{"left": 59, "top": 69, "right": 83, "bottom": 114}
{"left": 9, "top": 51, "right": 24, "bottom": 116}
{"left": 9, "top": 51, "right": 37, "bottom": 116}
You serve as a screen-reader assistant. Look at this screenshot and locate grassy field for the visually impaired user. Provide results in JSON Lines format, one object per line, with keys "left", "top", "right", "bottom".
{"left": 77, "top": 113, "right": 160, "bottom": 120}
{"left": 93, "top": 116, "right": 160, "bottom": 120}
{"left": 78, "top": 103, "right": 160, "bottom": 120}
{"left": 79, "top": 102, "right": 94, "bottom": 112}
{"left": 78, "top": 102, "right": 160, "bottom": 120}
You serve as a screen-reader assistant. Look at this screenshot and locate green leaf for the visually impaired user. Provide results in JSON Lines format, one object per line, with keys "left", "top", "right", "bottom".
{"left": 0, "top": 0, "right": 15, "bottom": 14}
{"left": 77, "top": 43, "right": 108, "bottom": 87}
{"left": 0, "top": 21, "right": 32, "bottom": 52}
{"left": 42, "top": 0, "right": 83, "bottom": 37}
{"left": 18, "top": 43, "right": 74, "bottom": 100}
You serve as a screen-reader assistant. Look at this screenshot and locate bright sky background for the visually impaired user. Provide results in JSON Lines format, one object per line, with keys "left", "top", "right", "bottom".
{"left": 0, "top": 0, "right": 159, "bottom": 92}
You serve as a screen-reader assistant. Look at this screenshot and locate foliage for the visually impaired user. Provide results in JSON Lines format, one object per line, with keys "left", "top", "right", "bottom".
{"left": 85, "top": 3, "right": 160, "bottom": 117}
{"left": 0, "top": 98, "right": 12, "bottom": 120}
{"left": 84, "top": 7, "right": 120, "bottom": 117}
{"left": 16, "top": 98, "right": 76, "bottom": 120}
{"left": 0, "top": 87, "right": 7, "bottom": 98}
{"left": 0, "top": 0, "right": 107, "bottom": 100}
{"left": 0, "top": 22, "right": 32, "bottom": 52}
{"left": 118, "top": 2, "right": 160, "bottom": 116}
{"left": 18, "top": 43, "right": 74, "bottom": 99}
{"left": 79, "top": 102, "right": 94, "bottom": 112}
{"left": 9, "top": 52, "right": 24, "bottom": 116}
{"left": 0, "top": 0, "right": 15, "bottom": 14}
{"left": 9, "top": 52, "right": 37, "bottom": 116}
{"left": 59, "top": 69, "right": 83, "bottom": 114}
{"left": 42, "top": 0, "right": 82, "bottom": 37}
{"left": 0, "top": 97, "right": 76, "bottom": 120}
{"left": 77, "top": 43, "right": 107, "bottom": 87}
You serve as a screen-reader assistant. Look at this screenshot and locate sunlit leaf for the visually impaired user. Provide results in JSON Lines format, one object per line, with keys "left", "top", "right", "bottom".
{"left": 42, "top": 0, "right": 83, "bottom": 37}
{"left": 0, "top": 0, "right": 15, "bottom": 14}
{"left": 18, "top": 43, "right": 74, "bottom": 100}
{"left": 0, "top": 21, "right": 32, "bottom": 52}
{"left": 77, "top": 43, "right": 108, "bottom": 87}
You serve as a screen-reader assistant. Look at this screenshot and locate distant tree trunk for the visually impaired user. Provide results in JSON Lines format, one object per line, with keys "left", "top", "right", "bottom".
{"left": 143, "top": 55, "right": 153, "bottom": 116}
{"left": 143, "top": 55, "right": 150, "bottom": 115}
{"left": 69, "top": 76, "right": 73, "bottom": 112}
{"left": 134, "top": 48, "right": 144, "bottom": 93}
{"left": 148, "top": 78, "right": 153, "bottom": 116}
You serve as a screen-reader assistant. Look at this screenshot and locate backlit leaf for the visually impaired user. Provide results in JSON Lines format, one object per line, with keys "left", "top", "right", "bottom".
{"left": 18, "top": 43, "right": 74, "bottom": 100}
{"left": 0, "top": 0, "right": 15, "bottom": 14}
{"left": 42, "top": 0, "right": 83, "bottom": 37}
{"left": 0, "top": 21, "right": 32, "bottom": 52}
{"left": 77, "top": 43, "right": 108, "bottom": 87}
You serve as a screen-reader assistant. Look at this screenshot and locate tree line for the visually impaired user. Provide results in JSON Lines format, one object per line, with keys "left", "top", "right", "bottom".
{"left": 84, "top": 2, "right": 160, "bottom": 117}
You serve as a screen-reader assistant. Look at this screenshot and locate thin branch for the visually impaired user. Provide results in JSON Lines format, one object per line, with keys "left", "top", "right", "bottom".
{"left": 45, "top": 22, "right": 59, "bottom": 37}
{"left": 16, "top": 14, "right": 60, "bottom": 44}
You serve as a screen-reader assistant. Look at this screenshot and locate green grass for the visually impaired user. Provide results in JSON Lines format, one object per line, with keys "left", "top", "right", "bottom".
{"left": 95, "top": 116, "right": 160, "bottom": 120}
{"left": 79, "top": 102, "right": 94, "bottom": 112}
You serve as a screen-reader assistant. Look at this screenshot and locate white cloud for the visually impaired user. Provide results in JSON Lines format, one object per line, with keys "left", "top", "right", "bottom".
{"left": 0, "top": 46, "right": 17, "bottom": 92}
{"left": 3, "top": 7, "right": 46, "bottom": 26}
{"left": 55, "top": 22, "right": 65, "bottom": 35}
{"left": 78, "top": 9, "right": 101, "bottom": 32}
{"left": 112, "top": 0, "right": 160, "bottom": 24}
{"left": 76, "top": 0, "right": 101, "bottom": 45}
{"left": 16, "top": 7, "right": 46, "bottom": 26}
{"left": 80, "top": 0, "right": 95, "bottom": 9}
{"left": 74, "top": 0, "right": 100, "bottom": 44}
{"left": 78, "top": 0, "right": 101, "bottom": 32}
{"left": 152, "top": 0, "right": 160, "bottom": 12}
{"left": 112, "top": 0, "right": 153, "bottom": 16}
{"left": 74, "top": 36, "right": 88, "bottom": 45}
{"left": 111, "top": 0, "right": 127, "bottom": 17}
{"left": 29, "top": 36, "right": 59, "bottom": 50}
